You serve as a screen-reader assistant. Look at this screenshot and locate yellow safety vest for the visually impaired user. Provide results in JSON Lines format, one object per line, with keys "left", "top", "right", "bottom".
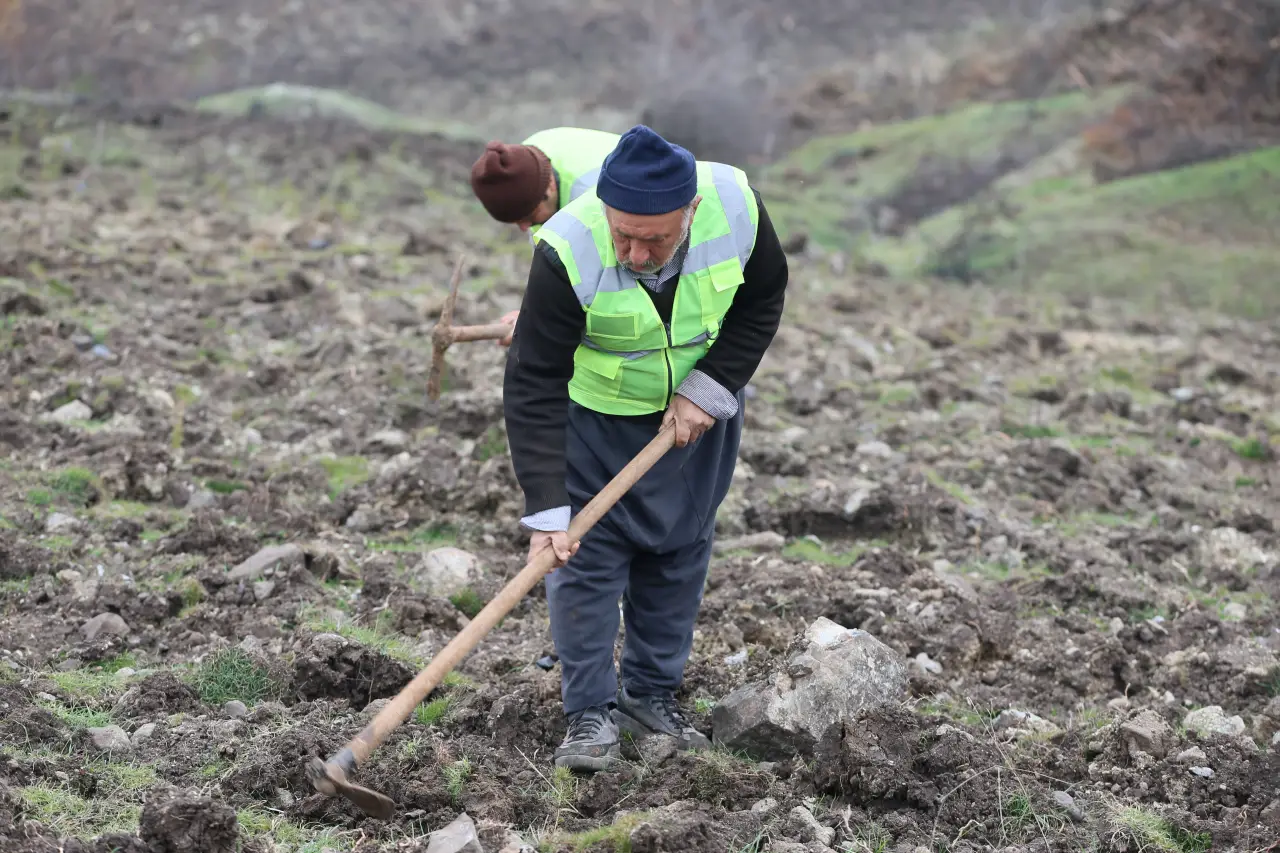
{"left": 533, "top": 161, "right": 759, "bottom": 415}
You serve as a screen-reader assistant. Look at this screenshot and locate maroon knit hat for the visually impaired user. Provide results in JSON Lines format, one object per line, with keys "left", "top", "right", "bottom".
{"left": 469, "top": 142, "right": 551, "bottom": 222}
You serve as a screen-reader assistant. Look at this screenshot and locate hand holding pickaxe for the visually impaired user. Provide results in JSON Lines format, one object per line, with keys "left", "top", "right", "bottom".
{"left": 426, "top": 255, "right": 518, "bottom": 400}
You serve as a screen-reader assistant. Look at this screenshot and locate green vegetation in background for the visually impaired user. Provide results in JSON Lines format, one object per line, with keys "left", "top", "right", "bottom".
{"left": 759, "top": 88, "right": 1130, "bottom": 249}
{"left": 195, "top": 84, "right": 480, "bottom": 142}
{"left": 873, "top": 145, "right": 1280, "bottom": 319}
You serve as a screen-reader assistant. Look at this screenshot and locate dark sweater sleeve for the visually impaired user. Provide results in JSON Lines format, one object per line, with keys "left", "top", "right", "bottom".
{"left": 502, "top": 242, "right": 584, "bottom": 517}
{"left": 690, "top": 190, "right": 789, "bottom": 393}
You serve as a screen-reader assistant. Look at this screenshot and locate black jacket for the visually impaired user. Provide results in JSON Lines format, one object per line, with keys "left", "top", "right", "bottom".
{"left": 502, "top": 189, "right": 789, "bottom": 517}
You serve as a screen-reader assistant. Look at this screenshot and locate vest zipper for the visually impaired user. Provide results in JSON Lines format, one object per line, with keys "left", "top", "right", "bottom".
{"left": 663, "top": 321, "right": 674, "bottom": 404}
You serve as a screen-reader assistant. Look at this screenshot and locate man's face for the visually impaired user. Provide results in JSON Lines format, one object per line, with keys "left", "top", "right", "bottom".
{"left": 605, "top": 196, "right": 700, "bottom": 275}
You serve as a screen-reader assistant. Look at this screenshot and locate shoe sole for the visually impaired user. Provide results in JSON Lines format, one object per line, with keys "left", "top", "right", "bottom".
{"left": 612, "top": 708, "right": 711, "bottom": 751}
{"left": 553, "top": 743, "right": 620, "bottom": 773}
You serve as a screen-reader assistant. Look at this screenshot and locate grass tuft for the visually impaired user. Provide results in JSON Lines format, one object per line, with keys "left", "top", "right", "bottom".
{"left": 190, "top": 647, "right": 275, "bottom": 706}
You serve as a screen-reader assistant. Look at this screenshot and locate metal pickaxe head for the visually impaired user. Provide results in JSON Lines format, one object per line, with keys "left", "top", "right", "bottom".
{"left": 426, "top": 254, "right": 515, "bottom": 400}
{"left": 305, "top": 751, "right": 396, "bottom": 820}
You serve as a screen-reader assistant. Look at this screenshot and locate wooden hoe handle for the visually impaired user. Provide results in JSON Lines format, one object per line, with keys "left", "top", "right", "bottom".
{"left": 307, "top": 424, "right": 678, "bottom": 818}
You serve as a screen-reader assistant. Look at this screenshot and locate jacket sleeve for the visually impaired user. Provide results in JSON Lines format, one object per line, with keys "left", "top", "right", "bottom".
{"left": 679, "top": 189, "right": 789, "bottom": 410}
{"left": 502, "top": 242, "right": 584, "bottom": 522}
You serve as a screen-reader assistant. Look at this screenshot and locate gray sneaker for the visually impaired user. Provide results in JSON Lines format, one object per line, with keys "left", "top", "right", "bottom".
{"left": 612, "top": 686, "right": 711, "bottom": 751}
{"left": 554, "top": 705, "right": 620, "bottom": 772}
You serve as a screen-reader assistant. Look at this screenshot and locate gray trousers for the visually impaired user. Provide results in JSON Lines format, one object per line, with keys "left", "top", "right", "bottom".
{"left": 546, "top": 395, "right": 744, "bottom": 714}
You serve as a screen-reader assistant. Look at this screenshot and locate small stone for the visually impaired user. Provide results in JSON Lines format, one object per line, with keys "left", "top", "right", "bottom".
{"left": 252, "top": 580, "right": 276, "bottom": 601}
{"left": 1050, "top": 791, "right": 1085, "bottom": 822}
{"left": 422, "top": 810, "right": 482, "bottom": 853}
{"left": 82, "top": 612, "right": 130, "bottom": 641}
{"left": 994, "top": 709, "right": 1062, "bottom": 739}
{"left": 345, "top": 507, "right": 376, "bottom": 532}
{"left": 227, "top": 544, "right": 304, "bottom": 582}
{"left": 418, "top": 547, "right": 481, "bottom": 598}
{"left": 750, "top": 797, "right": 779, "bottom": 815}
{"left": 785, "top": 805, "right": 835, "bottom": 847}
{"left": 185, "top": 489, "right": 218, "bottom": 511}
{"left": 1107, "top": 696, "right": 1131, "bottom": 712}
{"left": 47, "top": 400, "right": 93, "bottom": 423}
{"left": 45, "top": 512, "right": 80, "bottom": 533}
{"left": 88, "top": 725, "right": 132, "bottom": 753}
{"left": 1176, "top": 747, "right": 1207, "bottom": 764}
{"left": 1189, "top": 766, "right": 1214, "bottom": 778}
{"left": 114, "top": 667, "right": 136, "bottom": 678}
{"left": 1121, "top": 709, "right": 1175, "bottom": 759}
{"left": 366, "top": 429, "right": 410, "bottom": 452}
{"left": 914, "top": 652, "right": 942, "bottom": 674}
{"left": 636, "top": 734, "right": 679, "bottom": 765}
{"left": 223, "top": 700, "right": 248, "bottom": 718}
{"left": 713, "top": 531, "right": 786, "bottom": 554}
{"left": 1222, "top": 602, "right": 1247, "bottom": 621}
{"left": 855, "top": 440, "right": 894, "bottom": 458}
{"left": 1183, "top": 705, "right": 1246, "bottom": 739}
{"left": 131, "top": 723, "right": 156, "bottom": 745}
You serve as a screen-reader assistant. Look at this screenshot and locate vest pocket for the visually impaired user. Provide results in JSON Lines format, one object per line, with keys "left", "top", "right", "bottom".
{"left": 571, "top": 344, "right": 624, "bottom": 399}
{"left": 585, "top": 311, "right": 640, "bottom": 344}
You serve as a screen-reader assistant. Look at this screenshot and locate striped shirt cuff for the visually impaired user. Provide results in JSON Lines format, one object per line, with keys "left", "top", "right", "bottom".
{"left": 676, "top": 369, "right": 739, "bottom": 419}
{"left": 521, "top": 505, "right": 571, "bottom": 532}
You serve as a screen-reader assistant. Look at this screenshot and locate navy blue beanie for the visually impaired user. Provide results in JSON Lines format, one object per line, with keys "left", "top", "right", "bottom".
{"left": 595, "top": 125, "right": 697, "bottom": 215}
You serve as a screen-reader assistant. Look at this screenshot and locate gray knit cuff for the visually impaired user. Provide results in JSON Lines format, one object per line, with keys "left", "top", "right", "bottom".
{"left": 675, "top": 369, "right": 739, "bottom": 419}
{"left": 521, "top": 505, "right": 571, "bottom": 532}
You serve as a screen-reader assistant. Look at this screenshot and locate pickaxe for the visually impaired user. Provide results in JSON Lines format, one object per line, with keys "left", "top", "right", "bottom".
{"left": 305, "top": 424, "right": 677, "bottom": 819}
{"left": 426, "top": 255, "right": 516, "bottom": 401}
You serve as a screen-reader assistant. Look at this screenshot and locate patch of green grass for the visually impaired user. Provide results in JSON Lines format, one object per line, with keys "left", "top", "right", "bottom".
{"left": 299, "top": 608, "right": 423, "bottom": 666}
{"left": 448, "top": 587, "right": 486, "bottom": 618}
{"left": 46, "top": 466, "right": 99, "bottom": 506}
{"left": 36, "top": 698, "right": 113, "bottom": 729}
{"left": 414, "top": 697, "right": 452, "bottom": 727}
{"left": 190, "top": 647, "right": 275, "bottom": 706}
{"left": 443, "top": 756, "right": 472, "bottom": 802}
{"left": 237, "top": 808, "right": 354, "bottom": 852}
{"left": 846, "top": 821, "right": 892, "bottom": 853}
{"left": 205, "top": 478, "right": 250, "bottom": 494}
{"left": 318, "top": 455, "right": 370, "bottom": 498}
{"left": 1231, "top": 436, "right": 1269, "bottom": 460}
{"left": 1000, "top": 791, "right": 1067, "bottom": 840}
{"left": 367, "top": 522, "right": 456, "bottom": 553}
{"left": 999, "top": 422, "right": 1061, "bottom": 439}
{"left": 39, "top": 535, "right": 77, "bottom": 551}
{"left": 781, "top": 537, "right": 875, "bottom": 567}
{"left": 693, "top": 697, "right": 716, "bottom": 715}
{"left": 1106, "top": 805, "right": 1212, "bottom": 853}
{"left": 537, "top": 810, "right": 654, "bottom": 853}
{"left": 1234, "top": 476, "right": 1258, "bottom": 488}
{"left": 26, "top": 487, "right": 54, "bottom": 506}
{"left": 19, "top": 784, "right": 141, "bottom": 838}
{"left": 475, "top": 424, "right": 507, "bottom": 461}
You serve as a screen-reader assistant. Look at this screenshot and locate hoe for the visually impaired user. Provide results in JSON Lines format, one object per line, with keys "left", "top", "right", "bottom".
{"left": 427, "top": 255, "right": 516, "bottom": 401}
{"left": 306, "top": 423, "right": 676, "bottom": 818}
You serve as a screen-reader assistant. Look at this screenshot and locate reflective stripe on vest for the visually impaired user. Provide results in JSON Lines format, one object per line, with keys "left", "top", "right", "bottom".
{"left": 533, "top": 160, "right": 759, "bottom": 416}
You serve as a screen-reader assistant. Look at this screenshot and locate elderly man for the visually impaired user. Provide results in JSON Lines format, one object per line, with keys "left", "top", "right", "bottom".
{"left": 502, "top": 125, "right": 789, "bottom": 771}
{"left": 471, "top": 126, "right": 621, "bottom": 344}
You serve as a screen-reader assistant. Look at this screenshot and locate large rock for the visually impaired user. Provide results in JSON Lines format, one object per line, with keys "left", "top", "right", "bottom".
{"left": 711, "top": 617, "right": 908, "bottom": 760}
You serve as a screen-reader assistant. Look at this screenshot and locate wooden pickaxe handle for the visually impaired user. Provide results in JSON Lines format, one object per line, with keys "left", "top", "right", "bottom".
{"left": 307, "top": 423, "right": 678, "bottom": 818}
